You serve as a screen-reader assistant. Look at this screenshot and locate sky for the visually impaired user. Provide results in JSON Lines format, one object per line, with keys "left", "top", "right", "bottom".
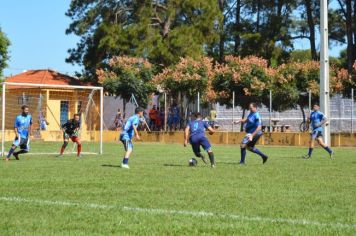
{"left": 0, "top": 0, "right": 347, "bottom": 78}
{"left": 0, "top": 0, "right": 81, "bottom": 77}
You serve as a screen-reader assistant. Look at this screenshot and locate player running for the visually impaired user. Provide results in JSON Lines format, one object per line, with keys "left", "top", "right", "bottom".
{"left": 184, "top": 112, "right": 216, "bottom": 168}
{"left": 59, "top": 114, "right": 82, "bottom": 157}
{"left": 5, "top": 105, "right": 32, "bottom": 161}
{"left": 303, "top": 104, "right": 334, "bottom": 159}
{"left": 119, "top": 107, "right": 145, "bottom": 169}
{"left": 234, "top": 103, "right": 268, "bottom": 165}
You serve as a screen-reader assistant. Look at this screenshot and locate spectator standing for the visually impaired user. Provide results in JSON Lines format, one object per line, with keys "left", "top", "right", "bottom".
{"left": 149, "top": 105, "right": 158, "bottom": 130}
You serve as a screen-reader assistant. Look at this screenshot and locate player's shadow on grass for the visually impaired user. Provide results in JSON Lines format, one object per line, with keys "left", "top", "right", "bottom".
{"left": 101, "top": 164, "right": 121, "bottom": 168}
{"left": 217, "top": 161, "right": 238, "bottom": 165}
{"left": 163, "top": 163, "right": 186, "bottom": 167}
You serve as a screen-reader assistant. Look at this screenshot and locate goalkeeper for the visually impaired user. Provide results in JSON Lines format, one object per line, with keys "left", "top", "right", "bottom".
{"left": 59, "top": 114, "right": 82, "bottom": 157}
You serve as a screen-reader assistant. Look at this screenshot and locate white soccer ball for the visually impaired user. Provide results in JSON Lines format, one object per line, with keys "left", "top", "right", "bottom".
{"left": 189, "top": 158, "right": 198, "bottom": 167}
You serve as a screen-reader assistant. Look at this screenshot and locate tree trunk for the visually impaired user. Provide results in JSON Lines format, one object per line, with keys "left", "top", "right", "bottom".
{"left": 218, "top": 0, "right": 225, "bottom": 62}
{"left": 353, "top": 0, "right": 356, "bottom": 67}
{"left": 346, "top": 0, "right": 354, "bottom": 72}
{"left": 240, "top": 108, "right": 246, "bottom": 132}
{"left": 234, "top": 0, "right": 241, "bottom": 55}
{"left": 256, "top": 0, "right": 261, "bottom": 32}
{"left": 123, "top": 98, "right": 127, "bottom": 120}
{"left": 304, "top": 0, "right": 317, "bottom": 60}
{"left": 300, "top": 104, "right": 306, "bottom": 123}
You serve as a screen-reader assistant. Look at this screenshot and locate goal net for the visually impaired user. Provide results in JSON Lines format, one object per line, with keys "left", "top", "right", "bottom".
{"left": 0, "top": 82, "right": 103, "bottom": 156}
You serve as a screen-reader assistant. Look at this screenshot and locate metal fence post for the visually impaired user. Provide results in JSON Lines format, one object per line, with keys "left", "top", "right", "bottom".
{"left": 197, "top": 92, "right": 200, "bottom": 113}
{"left": 269, "top": 90, "right": 272, "bottom": 132}
{"left": 232, "top": 91, "right": 235, "bottom": 132}
{"left": 352, "top": 88, "right": 354, "bottom": 133}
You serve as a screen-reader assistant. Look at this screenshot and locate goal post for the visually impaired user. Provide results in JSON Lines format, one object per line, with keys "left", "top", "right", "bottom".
{"left": 0, "top": 82, "right": 104, "bottom": 156}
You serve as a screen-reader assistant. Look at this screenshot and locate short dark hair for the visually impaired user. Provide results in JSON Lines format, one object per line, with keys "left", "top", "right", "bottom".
{"left": 135, "top": 107, "right": 145, "bottom": 114}
{"left": 194, "top": 112, "right": 202, "bottom": 118}
{"left": 250, "top": 103, "right": 258, "bottom": 108}
{"left": 74, "top": 113, "right": 80, "bottom": 117}
{"left": 313, "top": 103, "right": 320, "bottom": 107}
{"left": 21, "top": 105, "right": 29, "bottom": 110}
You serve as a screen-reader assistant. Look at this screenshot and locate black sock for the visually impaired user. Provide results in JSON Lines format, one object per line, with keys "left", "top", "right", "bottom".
{"left": 208, "top": 152, "right": 215, "bottom": 165}
{"left": 14, "top": 150, "right": 27, "bottom": 155}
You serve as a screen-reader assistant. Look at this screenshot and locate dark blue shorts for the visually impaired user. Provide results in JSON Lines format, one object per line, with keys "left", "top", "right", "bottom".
{"left": 189, "top": 136, "right": 212, "bottom": 155}
{"left": 241, "top": 131, "right": 263, "bottom": 147}
{"left": 13, "top": 136, "right": 30, "bottom": 151}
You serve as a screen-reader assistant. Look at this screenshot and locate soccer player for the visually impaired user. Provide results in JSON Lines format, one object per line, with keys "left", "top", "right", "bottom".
{"left": 303, "top": 104, "right": 334, "bottom": 159}
{"left": 59, "top": 114, "right": 82, "bottom": 157}
{"left": 119, "top": 107, "right": 145, "bottom": 169}
{"left": 5, "top": 105, "right": 32, "bottom": 161}
{"left": 234, "top": 103, "right": 268, "bottom": 165}
{"left": 184, "top": 112, "right": 216, "bottom": 168}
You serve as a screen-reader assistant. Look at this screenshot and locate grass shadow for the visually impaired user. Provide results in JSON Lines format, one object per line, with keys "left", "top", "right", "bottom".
{"left": 101, "top": 164, "right": 121, "bottom": 168}
{"left": 163, "top": 163, "right": 186, "bottom": 167}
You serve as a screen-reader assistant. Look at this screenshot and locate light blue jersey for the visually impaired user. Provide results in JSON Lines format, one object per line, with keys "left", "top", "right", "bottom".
{"left": 14, "top": 114, "right": 32, "bottom": 138}
{"left": 310, "top": 111, "right": 325, "bottom": 132}
{"left": 120, "top": 114, "right": 140, "bottom": 141}
{"left": 245, "top": 112, "right": 262, "bottom": 134}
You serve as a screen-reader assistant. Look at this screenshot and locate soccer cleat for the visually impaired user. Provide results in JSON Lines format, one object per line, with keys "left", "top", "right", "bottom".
{"left": 211, "top": 164, "right": 216, "bottom": 168}
{"left": 56, "top": 154, "right": 63, "bottom": 158}
{"left": 121, "top": 163, "right": 130, "bottom": 169}
{"left": 199, "top": 155, "right": 208, "bottom": 164}
{"left": 262, "top": 156, "right": 268, "bottom": 164}
{"left": 239, "top": 162, "right": 245, "bottom": 165}
{"left": 302, "top": 155, "right": 311, "bottom": 159}
{"left": 13, "top": 153, "right": 19, "bottom": 160}
{"left": 329, "top": 151, "right": 334, "bottom": 159}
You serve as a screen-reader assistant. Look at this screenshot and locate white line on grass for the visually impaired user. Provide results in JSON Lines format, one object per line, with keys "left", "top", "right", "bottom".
{"left": 0, "top": 196, "right": 355, "bottom": 230}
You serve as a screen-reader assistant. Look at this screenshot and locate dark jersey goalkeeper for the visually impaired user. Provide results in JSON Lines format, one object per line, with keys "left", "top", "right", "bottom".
{"left": 59, "top": 114, "right": 82, "bottom": 157}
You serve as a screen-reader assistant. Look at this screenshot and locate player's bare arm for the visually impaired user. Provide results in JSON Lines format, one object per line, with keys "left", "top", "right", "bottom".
{"left": 14, "top": 127, "right": 19, "bottom": 138}
{"left": 184, "top": 126, "right": 190, "bottom": 147}
{"left": 133, "top": 125, "right": 140, "bottom": 140}
{"left": 207, "top": 126, "right": 215, "bottom": 133}
{"left": 250, "top": 125, "right": 262, "bottom": 140}
{"left": 233, "top": 118, "right": 247, "bottom": 124}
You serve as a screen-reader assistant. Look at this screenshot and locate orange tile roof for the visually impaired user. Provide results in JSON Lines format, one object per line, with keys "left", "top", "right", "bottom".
{"left": 5, "top": 69, "right": 97, "bottom": 86}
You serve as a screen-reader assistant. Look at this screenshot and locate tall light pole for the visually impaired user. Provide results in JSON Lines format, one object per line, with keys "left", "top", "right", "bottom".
{"left": 320, "top": 0, "right": 330, "bottom": 145}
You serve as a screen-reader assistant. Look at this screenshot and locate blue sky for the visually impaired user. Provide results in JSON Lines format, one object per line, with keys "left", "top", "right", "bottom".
{"left": 0, "top": 0, "right": 80, "bottom": 77}
{"left": 0, "top": 0, "right": 346, "bottom": 78}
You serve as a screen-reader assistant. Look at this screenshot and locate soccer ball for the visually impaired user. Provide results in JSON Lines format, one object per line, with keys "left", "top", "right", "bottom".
{"left": 189, "top": 158, "right": 198, "bottom": 167}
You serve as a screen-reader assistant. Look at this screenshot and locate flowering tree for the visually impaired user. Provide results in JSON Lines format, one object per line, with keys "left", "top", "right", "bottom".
{"left": 153, "top": 57, "right": 216, "bottom": 103}
{"left": 212, "top": 56, "right": 274, "bottom": 126}
{"left": 96, "top": 56, "right": 155, "bottom": 113}
{"left": 275, "top": 61, "right": 346, "bottom": 121}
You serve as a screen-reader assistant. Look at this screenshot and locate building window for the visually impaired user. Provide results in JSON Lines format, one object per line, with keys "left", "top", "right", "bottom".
{"left": 60, "top": 101, "right": 69, "bottom": 125}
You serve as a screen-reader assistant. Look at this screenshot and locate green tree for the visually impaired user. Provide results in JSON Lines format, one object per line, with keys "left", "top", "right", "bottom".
{"left": 96, "top": 56, "right": 155, "bottom": 114}
{"left": 0, "top": 28, "right": 10, "bottom": 78}
{"left": 66, "top": 0, "right": 222, "bottom": 80}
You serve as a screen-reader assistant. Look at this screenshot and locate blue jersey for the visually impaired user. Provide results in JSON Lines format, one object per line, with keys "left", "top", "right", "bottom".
{"left": 172, "top": 106, "right": 180, "bottom": 118}
{"left": 14, "top": 114, "right": 32, "bottom": 138}
{"left": 310, "top": 111, "right": 325, "bottom": 132}
{"left": 188, "top": 119, "right": 209, "bottom": 138}
{"left": 245, "top": 112, "right": 262, "bottom": 134}
{"left": 120, "top": 115, "right": 140, "bottom": 140}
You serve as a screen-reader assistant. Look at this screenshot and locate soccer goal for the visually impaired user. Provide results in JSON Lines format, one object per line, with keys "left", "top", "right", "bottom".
{"left": 0, "top": 82, "right": 103, "bottom": 156}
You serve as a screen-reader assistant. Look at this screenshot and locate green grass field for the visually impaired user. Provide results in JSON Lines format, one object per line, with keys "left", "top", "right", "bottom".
{"left": 0, "top": 142, "right": 356, "bottom": 235}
